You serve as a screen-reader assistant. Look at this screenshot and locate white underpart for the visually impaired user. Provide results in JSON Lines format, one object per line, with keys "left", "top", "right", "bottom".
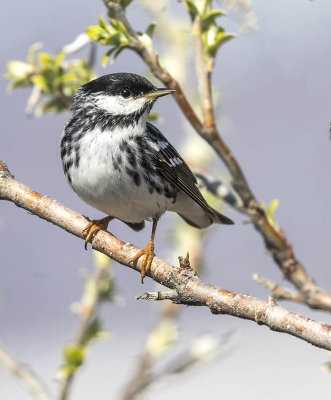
{"left": 68, "top": 123, "right": 171, "bottom": 223}
{"left": 95, "top": 93, "right": 148, "bottom": 115}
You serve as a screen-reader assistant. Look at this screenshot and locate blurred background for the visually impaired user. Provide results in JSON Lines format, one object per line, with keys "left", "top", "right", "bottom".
{"left": 1, "top": 0, "right": 331, "bottom": 398}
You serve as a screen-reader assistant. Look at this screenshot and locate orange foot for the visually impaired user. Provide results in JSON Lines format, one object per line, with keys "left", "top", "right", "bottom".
{"left": 130, "top": 240, "right": 155, "bottom": 283}
{"left": 83, "top": 216, "right": 113, "bottom": 250}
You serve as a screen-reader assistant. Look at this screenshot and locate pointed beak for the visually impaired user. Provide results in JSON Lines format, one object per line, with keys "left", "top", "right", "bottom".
{"left": 145, "top": 88, "right": 176, "bottom": 100}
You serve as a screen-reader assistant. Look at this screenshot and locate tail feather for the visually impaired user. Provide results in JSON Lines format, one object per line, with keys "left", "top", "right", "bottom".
{"left": 178, "top": 213, "right": 213, "bottom": 228}
{"left": 171, "top": 191, "right": 234, "bottom": 229}
{"left": 209, "top": 207, "right": 234, "bottom": 225}
{"left": 179, "top": 207, "right": 233, "bottom": 229}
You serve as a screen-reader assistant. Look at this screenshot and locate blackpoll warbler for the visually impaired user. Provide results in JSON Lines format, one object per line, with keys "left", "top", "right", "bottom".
{"left": 60, "top": 73, "right": 233, "bottom": 281}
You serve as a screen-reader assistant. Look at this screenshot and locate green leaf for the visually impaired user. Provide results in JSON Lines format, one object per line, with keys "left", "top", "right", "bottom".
{"left": 59, "top": 344, "right": 86, "bottom": 378}
{"left": 207, "top": 30, "right": 236, "bottom": 58}
{"left": 38, "top": 52, "right": 53, "bottom": 68}
{"left": 184, "top": 0, "right": 200, "bottom": 21}
{"left": 112, "top": 46, "right": 125, "bottom": 60}
{"left": 54, "top": 72, "right": 77, "bottom": 85}
{"left": 31, "top": 75, "right": 49, "bottom": 93}
{"left": 86, "top": 25, "right": 105, "bottom": 41}
{"left": 27, "top": 43, "right": 42, "bottom": 66}
{"left": 145, "top": 22, "right": 156, "bottom": 38}
{"left": 120, "top": 0, "right": 133, "bottom": 9}
{"left": 201, "top": 10, "right": 225, "bottom": 27}
{"left": 55, "top": 51, "right": 66, "bottom": 67}
{"left": 63, "top": 344, "right": 85, "bottom": 368}
{"left": 266, "top": 199, "right": 280, "bottom": 229}
{"left": 5, "top": 43, "right": 96, "bottom": 115}
{"left": 110, "top": 19, "right": 129, "bottom": 38}
{"left": 102, "top": 47, "right": 116, "bottom": 67}
{"left": 202, "top": 0, "right": 213, "bottom": 15}
{"left": 98, "top": 15, "right": 107, "bottom": 30}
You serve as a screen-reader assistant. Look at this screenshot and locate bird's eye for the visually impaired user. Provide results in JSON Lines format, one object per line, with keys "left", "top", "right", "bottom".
{"left": 120, "top": 88, "right": 132, "bottom": 98}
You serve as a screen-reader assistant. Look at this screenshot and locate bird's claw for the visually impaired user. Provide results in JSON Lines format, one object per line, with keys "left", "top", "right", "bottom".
{"left": 130, "top": 240, "right": 155, "bottom": 283}
{"left": 82, "top": 216, "right": 113, "bottom": 249}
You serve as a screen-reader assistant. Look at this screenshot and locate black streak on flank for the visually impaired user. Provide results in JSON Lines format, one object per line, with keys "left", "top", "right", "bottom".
{"left": 148, "top": 180, "right": 157, "bottom": 195}
{"left": 119, "top": 141, "right": 128, "bottom": 152}
{"left": 117, "top": 154, "right": 122, "bottom": 166}
{"left": 112, "top": 154, "right": 119, "bottom": 171}
{"left": 64, "top": 159, "right": 73, "bottom": 174}
{"left": 113, "top": 161, "right": 119, "bottom": 171}
{"left": 74, "top": 145, "right": 81, "bottom": 168}
{"left": 74, "top": 132, "right": 84, "bottom": 143}
{"left": 126, "top": 167, "right": 141, "bottom": 187}
{"left": 164, "top": 185, "right": 174, "bottom": 199}
{"left": 60, "top": 146, "right": 67, "bottom": 159}
{"left": 126, "top": 146, "right": 137, "bottom": 168}
{"left": 155, "top": 184, "right": 163, "bottom": 195}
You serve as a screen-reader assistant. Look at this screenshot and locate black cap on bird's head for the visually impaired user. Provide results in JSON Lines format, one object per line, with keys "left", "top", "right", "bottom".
{"left": 80, "top": 72, "right": 175, "bottom": 101}
{"left": 73, "top": 73, "right": 175, "bottom": 117}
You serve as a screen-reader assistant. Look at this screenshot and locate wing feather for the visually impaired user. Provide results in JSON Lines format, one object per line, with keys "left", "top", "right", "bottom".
{"left": 146, "top": 123, "right": 222, "bottom": 219}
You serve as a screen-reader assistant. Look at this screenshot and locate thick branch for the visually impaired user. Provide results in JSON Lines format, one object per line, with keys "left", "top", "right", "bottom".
{"left": 1, "top": 161, "right": 331, "bottom": 351}
{"left": 98, "top": 1, "right": 331, "bottom": 312}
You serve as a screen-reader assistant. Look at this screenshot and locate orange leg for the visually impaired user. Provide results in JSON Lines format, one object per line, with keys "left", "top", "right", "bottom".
{"left": 130, "top": 218, "right": 158, "bottom": 283}
{"left": 83, "top": 216, "right": 114, "bottom": 249}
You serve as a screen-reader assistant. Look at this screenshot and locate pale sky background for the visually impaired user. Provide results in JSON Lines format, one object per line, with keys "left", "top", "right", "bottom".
{"left": 1, "top": 1, "right": 331, "bottom": 399}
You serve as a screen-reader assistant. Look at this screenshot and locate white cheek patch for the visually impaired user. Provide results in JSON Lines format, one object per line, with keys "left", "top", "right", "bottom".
{"left": 95, "top": 94, "right": 148, "bottom": 115}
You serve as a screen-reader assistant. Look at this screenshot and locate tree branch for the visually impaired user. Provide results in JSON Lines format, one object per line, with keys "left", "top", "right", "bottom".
{"left": 121, "top": 297, "right": 180, "bottom": 400}
{"left": 1, "top": 161, "right": 331, "bottom": 351}
{"left": 0, "top": 346, "right": 51, "bottom": 400}
{"left": 122, "top": 232, "right": 205, "bottom": 399}
{"left": 58, "top": 258, "right": 111, "bottom": 400}
{"left": 253, "top": 274, "right": 305, "bottom": 304}
{"left": 99, "top": 1, "right": 331, "bottom": 313}
{"left": 192, "top": 16, "right": 215, "bottom": 128}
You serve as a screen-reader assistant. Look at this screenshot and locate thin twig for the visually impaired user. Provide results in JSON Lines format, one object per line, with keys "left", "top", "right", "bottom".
{"left": 121, "top": 225, "right": 205, "bottom": 399}
{"left": 192, "top": 16, "right": 215, "bottom": 128}
{"left": 100, "top": 1, "right": 331, "bottom": 312}
{"left": 253, "top": 274, "right": 305, "bottom": 304}
{"left": 1, "top": 161, "right": 331, "bottom": 350}
{"left": 0, "top": 346, "right": 51, "bottom": 400}
{"left": 58, "top": 258, "right": 111, "bottom": 400}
